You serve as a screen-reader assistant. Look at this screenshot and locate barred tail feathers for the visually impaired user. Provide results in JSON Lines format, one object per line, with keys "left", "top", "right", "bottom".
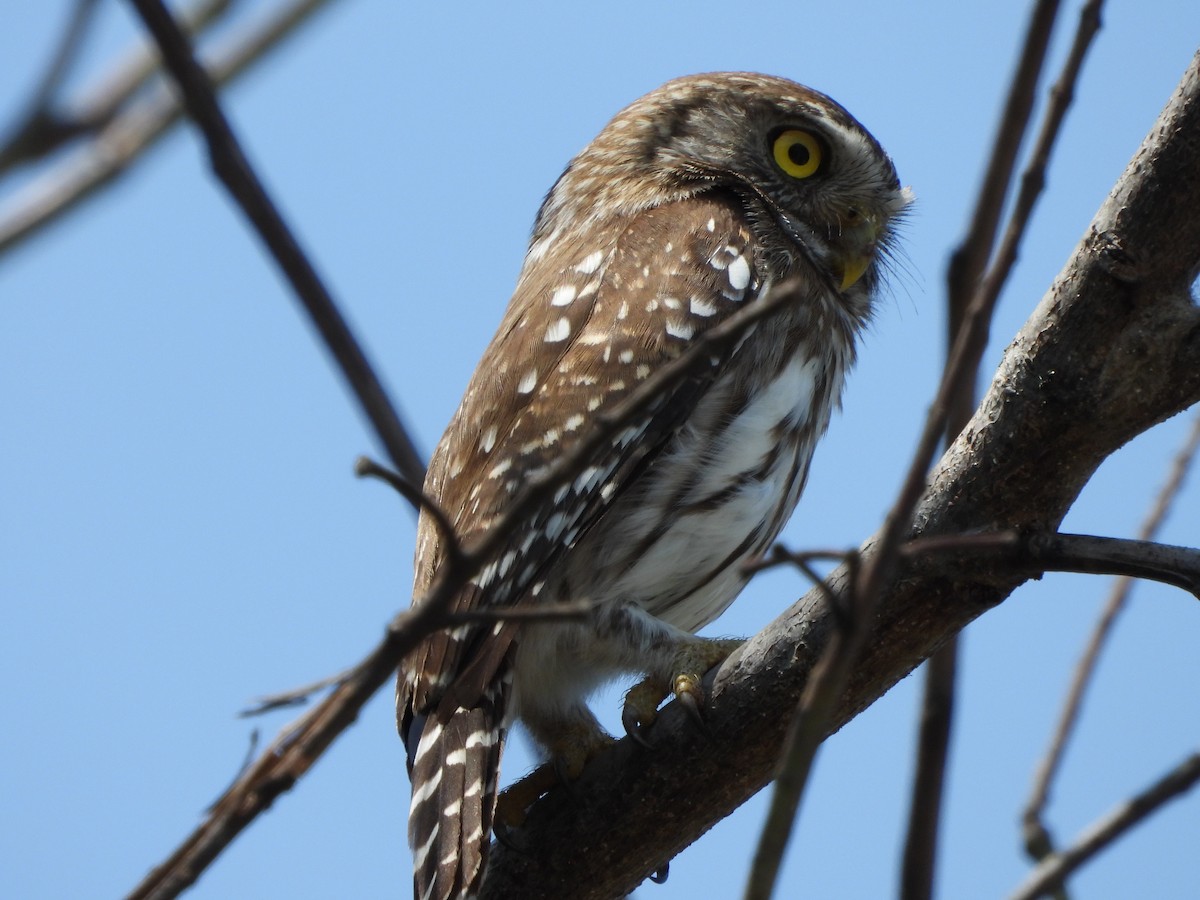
{"left": 408, "top": 679, "right": 508, "bottom": 900}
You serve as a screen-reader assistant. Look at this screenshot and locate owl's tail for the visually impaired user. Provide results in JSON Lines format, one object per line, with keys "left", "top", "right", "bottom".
{"left": 404, "top": 675, "right": 509, "bottom": 900}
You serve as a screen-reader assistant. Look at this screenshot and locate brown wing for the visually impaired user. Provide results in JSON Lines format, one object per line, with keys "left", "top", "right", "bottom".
{"left": 402, "top": 191, "right": 768, "bottom": 715}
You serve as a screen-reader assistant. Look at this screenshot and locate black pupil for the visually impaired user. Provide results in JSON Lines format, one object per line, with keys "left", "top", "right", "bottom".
{"left": 788, "top": 141, "right": 811, "bottom": 167}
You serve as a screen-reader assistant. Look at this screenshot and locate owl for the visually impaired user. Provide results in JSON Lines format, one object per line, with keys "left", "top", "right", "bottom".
{"left": 397, "top": 72, "right": 909, "bottom": 900}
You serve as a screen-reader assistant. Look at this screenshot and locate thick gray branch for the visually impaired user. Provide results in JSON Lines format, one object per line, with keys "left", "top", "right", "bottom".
{"left": 480, "top": 51, "right": 1200, "bottom": 900}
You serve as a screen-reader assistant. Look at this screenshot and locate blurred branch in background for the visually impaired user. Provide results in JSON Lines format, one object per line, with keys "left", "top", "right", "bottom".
{"left": 0, "top": 0, "right": 342, "bottom": 257}
{"left": 1021, "top": 410, "right": 1200, "bottom": 880}
{"left": 125, "top": 0, "right": 424, "bottom": 485}
{"left": 1010, "top": 752, "right": 1200, "bottom": 900}
{"left": 904, "top": 3, "right": 1103, "bottom": 898}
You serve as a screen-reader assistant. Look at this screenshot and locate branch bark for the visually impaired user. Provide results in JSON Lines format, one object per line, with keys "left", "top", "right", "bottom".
{"left": 479, "top": 50, "right": 1200, "bottom": 899}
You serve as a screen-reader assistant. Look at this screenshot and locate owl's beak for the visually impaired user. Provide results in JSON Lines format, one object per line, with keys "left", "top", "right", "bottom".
{"left": 833, "top": 215, "right": 881, "bottom": 291}
{"left": 836, "top": 253, "right": 872, "bottom": 292}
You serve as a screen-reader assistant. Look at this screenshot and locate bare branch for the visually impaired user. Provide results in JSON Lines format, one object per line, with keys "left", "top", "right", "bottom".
{"left": 1009, "top": 752, "right": 1200, "bottom": 900}
{"left": 0, "top": 0, "right": 102, "bottom": 171}
{"left": 0, "top": 0, "right": 238, "bottom": 173}
{"left": 239, "top": 668, "right": 354, "bottom": 717}
{"left": 124, "top": 0, "right": 424, "bottom": 488}
{"left": 1022, "top": 409, "right": 1200, "bottom": 865}
{"left": 904, "top": 4, "right": 1104, "bottom": 895}
{"left": 0, "top": 0, "right": 342, "bottom": 257}
{"left": 945, "top": 0, "right": 1062, "bottom": 323}
{"left": 966, "top": 0, "right": 1105, "bottom": 381}
{"left": 900, "top": 531, "right": 1200, "bottom": 598}
{"left": 354, "top": 455, "right": 468, "bottom": 570}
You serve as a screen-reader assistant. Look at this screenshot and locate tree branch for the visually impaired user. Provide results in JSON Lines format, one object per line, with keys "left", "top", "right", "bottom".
{"left": 479, "top": 49, "right": 1200, "bottom": 899}
{"left": 1008, "top": 752, "right": 1200, "bottom": 900}
{"left": 903, "top": 3, "right": 1102, "bottom": 895}
{"left": 0, "top": 0, "right": 343, "bottom": 257}
{"left": 124, "top": 0, "right": 424, "bottom": 487}
{"left": 1021, "top": 409, "right": 1200, "bottom": 868}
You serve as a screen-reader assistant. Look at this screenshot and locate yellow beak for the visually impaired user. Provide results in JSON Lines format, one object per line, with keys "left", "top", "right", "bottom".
{"left": 833, "top": 215, "right": 880, "bottom": 291}
{"left": 837, "top": 254, "right": 872, "bottom": 291}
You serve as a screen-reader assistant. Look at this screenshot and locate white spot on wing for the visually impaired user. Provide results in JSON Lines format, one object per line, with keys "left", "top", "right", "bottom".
{"left": 727, "top": 255, "right": 751, "bottom": 291}
{"left": 574, "top": 250, "right": 604, "bottom": 274}
{"left": 690, "top": 295, "right": 718, "bottom": 317}
{"left": 618, "top": 349, "right": 635, "bottom": 364}
{"left": 666, "top": 320, "right": 695, "bottom": 340}
{"left": 480, "top": 425, "right": 497, "bottom": 453}
{"left": 551, "top": 285, "right": 577, "bottom": 306}
{"left": 544, "top": 317, "right": 571, "bottom": 343}
{"left": 517, "top": 369, "right": 538, "bottom": 394}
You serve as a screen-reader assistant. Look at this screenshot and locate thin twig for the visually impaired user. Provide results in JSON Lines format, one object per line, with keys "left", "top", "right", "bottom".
{"left": 240, "top": 668, "right": 353, "bottom": 717}
{"left": 0, "top": 0, "right": 239, "bottom": 173}
{"left": 0, "top": 0, "right": 101, "bottom": 170}
{"left": 1008, "top": 752, "right": 1200, "bottom": 900}
{"left": 1022, "top": 410, "right": 1200, "bottom": 865}
{"left": 945, "top": 0, "right": 1063, "bottom": 330}
{"left": 0, "top": 0, "right": 341, "bottom": 256}
{"left": 238, "top": 600, "right": 593, "bottom": 719}
{"left": 900, "top": 530, "right": 1200, "bottom": 598}
{"left": 205, "top": 729, "right": 260, "bottom": 810}
{"left": 966, "top": 0, "right": 1105, "bottom": 379}
{"left": 125, "top": 0, "right": 424, "bottom": 489}
{"left": 903, "top": 6, "right": 1103, "bottom": 896}
{"left": 354, "top": 455, "right": 467, "bottom": 570}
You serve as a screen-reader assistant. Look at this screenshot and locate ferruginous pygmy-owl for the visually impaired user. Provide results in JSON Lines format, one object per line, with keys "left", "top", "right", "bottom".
{"left": 397, "top": 71, "right": 910, "bottom": 900}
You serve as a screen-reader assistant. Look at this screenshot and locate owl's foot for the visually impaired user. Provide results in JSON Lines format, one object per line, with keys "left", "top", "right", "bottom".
{"left": 621, "top": 637, "right": 743, "bottom": 744}
{"left": 494, "top": 722, "right": 615, "bottom": 829}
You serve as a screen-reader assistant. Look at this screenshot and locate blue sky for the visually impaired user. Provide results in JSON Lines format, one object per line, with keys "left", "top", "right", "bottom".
{"left": 2, "top": 1, "right": 1197, "bottom": 898}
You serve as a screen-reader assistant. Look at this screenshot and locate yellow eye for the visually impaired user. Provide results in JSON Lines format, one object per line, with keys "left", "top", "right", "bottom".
{"left": 772, "top": 129, "right": 824, "bottom": 179}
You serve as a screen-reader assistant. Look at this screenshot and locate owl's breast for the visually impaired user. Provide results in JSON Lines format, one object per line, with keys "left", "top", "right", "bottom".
{"left": 561, "top": 333, "right": 849, "bottom": 634}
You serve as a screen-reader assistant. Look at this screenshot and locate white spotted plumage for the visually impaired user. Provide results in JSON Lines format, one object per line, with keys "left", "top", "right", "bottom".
{"left": 398, "top": 72, "right": 909, "bottom": 900}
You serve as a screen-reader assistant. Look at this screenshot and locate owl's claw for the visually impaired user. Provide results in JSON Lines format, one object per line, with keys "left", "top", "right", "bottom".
{"left": 622, "top": 708, "right": 656, "bottom": 749}
{"left": 673, "top": 673, "right": 707, "bottom": 729}
{"left": 622, "top": 638, "right": 744, "bottom": 742}
{"left": 623, "top": 676, "right": 670, "bottom": 745}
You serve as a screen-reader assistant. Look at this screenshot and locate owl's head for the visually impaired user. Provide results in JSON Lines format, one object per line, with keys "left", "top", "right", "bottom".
{"left": 536, "top": 72, "right": 912, "bottom": 297}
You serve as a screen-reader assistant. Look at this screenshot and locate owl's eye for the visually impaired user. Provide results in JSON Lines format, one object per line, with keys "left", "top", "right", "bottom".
{"left": 771, "top": 129, "right": 825, "bottom": 179}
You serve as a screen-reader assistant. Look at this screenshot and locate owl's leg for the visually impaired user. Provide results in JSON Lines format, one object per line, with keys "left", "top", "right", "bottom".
{"left": 495, "top": 704, "right": 615, "bottom": 828}
{"left": 580, "top": 601, "right": 742, "bottom": 740}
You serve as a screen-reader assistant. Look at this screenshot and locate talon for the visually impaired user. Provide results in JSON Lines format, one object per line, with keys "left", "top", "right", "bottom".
{"left": 667, "top": 639, "right": 743, "bottom": 727}
{"left": 649, "top": 862, "right": 670, "bottom": 884}
{"left": 622, "top": 708, "right": 656, "bottom": 749}
{"left": 673, "top": 675, "right": 706, "bottom": 728}
{"left": 623, "top": 676, "right": 671, "bottom": 744}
